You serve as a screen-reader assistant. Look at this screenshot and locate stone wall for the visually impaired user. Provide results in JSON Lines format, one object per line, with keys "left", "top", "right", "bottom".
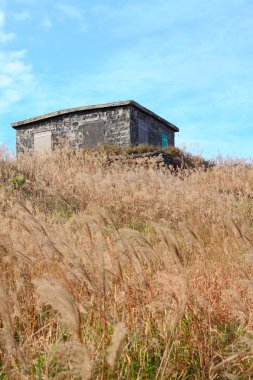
{"left": 130, "top": 106, "right": 175, "bottom": 147}
{"left": 16, "top": 106, "right": 131, "bottom": 154}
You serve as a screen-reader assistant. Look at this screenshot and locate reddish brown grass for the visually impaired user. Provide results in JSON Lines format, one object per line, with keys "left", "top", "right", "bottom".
{"left": 0, "top": 146, "right": 252, "bottom": 379}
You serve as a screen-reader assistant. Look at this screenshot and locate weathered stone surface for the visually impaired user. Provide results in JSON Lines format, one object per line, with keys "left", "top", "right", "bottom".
{"left": 13, "top": 101, "right": 179, "bottom": 154}
{"left": 106, "top": 150, "right": 175, "bottom": 169}
{"left": 130, "top": 106, "right": 175, "bottom": 147}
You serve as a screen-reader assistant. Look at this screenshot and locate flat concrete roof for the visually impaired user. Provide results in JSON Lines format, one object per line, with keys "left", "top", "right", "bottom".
{"left": 11, "top": 100, "right": 179, "bottom": 132}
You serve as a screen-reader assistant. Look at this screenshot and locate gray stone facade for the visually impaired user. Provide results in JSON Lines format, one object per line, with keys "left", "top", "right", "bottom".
{"left": 12, "top": 101, "right": 179, "bottom": 154}
{"left": 130, "top": 106, "right": 175, "bottom": 147}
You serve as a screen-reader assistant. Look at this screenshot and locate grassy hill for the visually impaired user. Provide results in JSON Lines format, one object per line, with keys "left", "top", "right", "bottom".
{"left": 0, "top": 146, "right": 252, "bottom": 379}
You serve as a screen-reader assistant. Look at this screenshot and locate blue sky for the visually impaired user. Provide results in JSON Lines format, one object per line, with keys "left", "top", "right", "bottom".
{"left": 0, "top": 0, "right": 252, "bottom": 158}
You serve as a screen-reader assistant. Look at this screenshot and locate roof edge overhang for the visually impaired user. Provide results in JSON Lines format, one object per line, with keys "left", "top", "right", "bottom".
{"left": 11, "top": 100, "right": 179, "bottom": 132}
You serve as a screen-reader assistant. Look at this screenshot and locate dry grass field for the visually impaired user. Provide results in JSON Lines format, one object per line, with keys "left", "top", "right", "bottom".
{"left": 0, "top": 146, "right": 252, "bottom": 379}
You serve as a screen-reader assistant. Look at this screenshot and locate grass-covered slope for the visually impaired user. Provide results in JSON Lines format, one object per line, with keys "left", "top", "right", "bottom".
{"left": 0, "top": 146, "right": 252, "bottom": 379}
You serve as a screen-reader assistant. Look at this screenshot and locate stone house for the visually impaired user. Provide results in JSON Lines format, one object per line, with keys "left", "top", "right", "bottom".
{"left": 12, "top": 100, "right": 179, "bottom": 154}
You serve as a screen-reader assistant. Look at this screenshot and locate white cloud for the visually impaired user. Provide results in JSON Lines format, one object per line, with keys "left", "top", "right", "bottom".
{"left": 0, "top": 10, "right": 15, "bottom": 42}
{"left": 55, "top": 3, "right": 87, "bottom": 31}
{"left": 0, "top": 8, "right": 35, "bottom": 115}
{"left": 0, "top": 30, "right": 15, "bottom": 43}
{"left": 0, "top": 6, "right": 35, "bottom": 148}
{"left": 13, "top": 10, "right": 31, "bottom": 21}
{"left": 41, "top": 17, "right": 53, "bottom": 30}
{"left": 0, "top": 50, "right": 35, "bottom": 114}
{"left": 16, "top": 0, "right": 37, "bottom": 4}
{"left": 56, "top": 3, "right": 83, "bottom": 20}
{"left": 0, "top": 9, "right": 4, "bottom": 26}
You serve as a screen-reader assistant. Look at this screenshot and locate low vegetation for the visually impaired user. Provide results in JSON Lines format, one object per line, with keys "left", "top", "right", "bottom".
{"left": 0, "top": 145, "right": 252, "bottom": 379}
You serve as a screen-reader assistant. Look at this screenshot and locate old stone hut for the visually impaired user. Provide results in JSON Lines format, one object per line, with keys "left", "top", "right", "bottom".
{"left": 12, "top": 100, "right": 179, "bottom": 154}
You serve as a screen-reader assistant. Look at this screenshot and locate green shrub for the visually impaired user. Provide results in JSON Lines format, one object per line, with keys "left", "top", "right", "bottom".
{"left": 11, "top": 175, "right": 26, "bottom": 189}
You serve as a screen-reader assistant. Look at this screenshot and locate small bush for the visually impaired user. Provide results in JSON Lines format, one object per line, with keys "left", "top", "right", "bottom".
{"left": 11, "top": 175, "right": 26, "bottom": 189}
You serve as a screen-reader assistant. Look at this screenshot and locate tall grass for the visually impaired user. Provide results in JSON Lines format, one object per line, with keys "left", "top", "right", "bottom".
{"left": 0, "top": 147, "right": 252, "bottom": 379}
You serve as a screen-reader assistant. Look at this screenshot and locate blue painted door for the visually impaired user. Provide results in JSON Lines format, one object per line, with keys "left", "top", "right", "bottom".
{"left": 161, "top": 133, "right": 168, "bottom": 148}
